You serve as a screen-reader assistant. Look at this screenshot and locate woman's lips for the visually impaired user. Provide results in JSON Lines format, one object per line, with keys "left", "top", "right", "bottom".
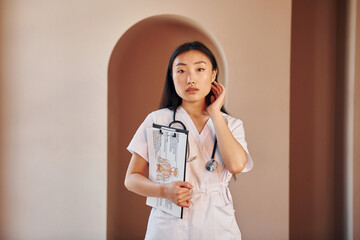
{"left": 186, "top": 87, "right": 199, "bottom": 94}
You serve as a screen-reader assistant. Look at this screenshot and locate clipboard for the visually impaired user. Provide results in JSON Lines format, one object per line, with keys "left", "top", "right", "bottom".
{"left": 146, "top": 123, "right": 189, "bottom": 219}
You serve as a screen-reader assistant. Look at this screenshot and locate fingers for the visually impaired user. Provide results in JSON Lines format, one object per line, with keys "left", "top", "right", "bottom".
{"left": 211, "top": 82, "right": 225, "bottom": 97}
{"left": 177, "top": 190, "right": 191, "bottom": 201}
{"left": 214, "top": 81, "right": 225, "bottom": 92}
{"left": 176, "top": 191, "right": 192, "bottom": 208}
{"left": 178, "top": 198, "right": 192, "bottom": 208}
{"left": 175, "top": 183, "right": 192, "bottom": 199}
{"left": 207, "top": 82, "right": 226, "bottom": 114}
{"left": 174, "top": 181, "right": 193, "bottom": 208}
{"left": 211, "top": 85, "right": 219, "bottom": 98}
{"left": 176, "top": 181, "right": 193, "bottom": 189}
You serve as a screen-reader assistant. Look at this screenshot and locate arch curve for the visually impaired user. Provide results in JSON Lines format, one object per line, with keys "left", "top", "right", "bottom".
{"left": 107, "top": 14, "right": 226, "bottom": 238}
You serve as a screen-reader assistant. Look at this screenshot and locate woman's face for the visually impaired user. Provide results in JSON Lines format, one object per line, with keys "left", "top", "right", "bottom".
{"left": 172, "top": 50, "right": 217, "bottom": 105}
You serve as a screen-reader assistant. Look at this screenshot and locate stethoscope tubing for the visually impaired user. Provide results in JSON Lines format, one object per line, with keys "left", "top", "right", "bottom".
{"left": 169, "top": 107, "right": 218, "bottom": 161}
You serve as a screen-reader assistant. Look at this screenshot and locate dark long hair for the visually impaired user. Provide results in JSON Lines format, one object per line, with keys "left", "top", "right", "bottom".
{"left": 159, "top": 41, "right": 228, "bottom": 114}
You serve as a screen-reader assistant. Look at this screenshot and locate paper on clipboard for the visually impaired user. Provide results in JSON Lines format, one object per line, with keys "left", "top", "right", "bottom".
{"left": 146, "top": 123, "right": 188, "bottom": 218}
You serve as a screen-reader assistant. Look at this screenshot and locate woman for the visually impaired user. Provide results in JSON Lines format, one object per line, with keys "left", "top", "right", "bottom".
{"left": 125, "top": 41, "right": 253, "bottom": 239}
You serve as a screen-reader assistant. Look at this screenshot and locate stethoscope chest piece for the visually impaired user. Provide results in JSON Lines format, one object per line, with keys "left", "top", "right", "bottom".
{"left": 205, "top": 159, "right": 218, "bottom": 172}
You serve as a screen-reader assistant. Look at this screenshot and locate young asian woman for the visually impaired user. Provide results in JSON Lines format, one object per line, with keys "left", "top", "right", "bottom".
{"left": 124, "top": 41, "right": 253, "bottom": 240}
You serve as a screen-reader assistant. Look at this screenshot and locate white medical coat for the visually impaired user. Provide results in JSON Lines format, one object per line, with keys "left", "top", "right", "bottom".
{"left": 127, "top": 106, "right": 253, "bottom": 240}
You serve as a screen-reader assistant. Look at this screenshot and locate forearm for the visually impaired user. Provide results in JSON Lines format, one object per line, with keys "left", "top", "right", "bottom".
{"left": 125, "top": 172, "right": 165, "bottom": 198}
{"left": 124, "top": 153, "right": 192, "bottom": 208}
{"left": 125, "top": 167, "right": 193, "bottom": 208}
{"left": 209, "top": 110, "right": 248, "bottom": 174}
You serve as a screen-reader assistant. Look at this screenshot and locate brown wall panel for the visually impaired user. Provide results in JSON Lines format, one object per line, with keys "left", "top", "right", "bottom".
{"left": 290, "top": 0, "right": 339, "bottom": 239}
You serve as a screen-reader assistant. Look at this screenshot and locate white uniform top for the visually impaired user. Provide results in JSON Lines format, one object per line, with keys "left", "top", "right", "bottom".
{"left": 127, "top": 106, "right": 254, "bottom": 240}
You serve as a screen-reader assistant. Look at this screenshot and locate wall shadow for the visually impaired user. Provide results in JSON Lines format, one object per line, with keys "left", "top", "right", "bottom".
{"left": 334, "top": 0, "right": 347, "bottom": 238}
{"left": 107, "top": 14, "right": 225, "bottom": 239}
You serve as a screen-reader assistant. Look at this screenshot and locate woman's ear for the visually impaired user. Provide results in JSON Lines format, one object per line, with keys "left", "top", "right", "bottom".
{"left": 212, "top": 69, "right": 218, "bottom": 82}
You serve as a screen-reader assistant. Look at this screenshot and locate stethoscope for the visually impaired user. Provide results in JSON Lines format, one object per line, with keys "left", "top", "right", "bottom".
{"left": 168, "top": 107, "right": 218, "bottom": 172}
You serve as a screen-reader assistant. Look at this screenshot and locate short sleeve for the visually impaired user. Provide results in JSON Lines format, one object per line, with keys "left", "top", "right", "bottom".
{"left": 230, "top": 119, "right": 254, "bottom": 173}
{"left": 126, "top": 113, "right": 154, "bottom": 162}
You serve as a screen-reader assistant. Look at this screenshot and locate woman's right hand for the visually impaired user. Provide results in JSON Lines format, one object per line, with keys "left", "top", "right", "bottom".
{"left": 162, "top": 181, "right": 193, "bottom": 208}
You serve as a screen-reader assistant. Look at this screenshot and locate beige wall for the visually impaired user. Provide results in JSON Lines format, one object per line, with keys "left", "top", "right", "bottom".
{"left": 0, "top": 1, "right": 111, "bottom": 239}
{"left": 0, "top": 0, "right": 292, "bottom": 239}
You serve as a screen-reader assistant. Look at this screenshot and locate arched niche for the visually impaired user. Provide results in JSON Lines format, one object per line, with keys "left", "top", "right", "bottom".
{"left": 107, "top": 14, "right": 226, "bottom": 239}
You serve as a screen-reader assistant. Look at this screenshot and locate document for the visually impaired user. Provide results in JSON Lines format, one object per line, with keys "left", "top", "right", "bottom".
{"left": 146, "top": 123, "right": 188, "bottom": 218}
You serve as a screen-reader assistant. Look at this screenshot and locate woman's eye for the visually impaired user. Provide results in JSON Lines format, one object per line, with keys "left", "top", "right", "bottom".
{"left": 178, "top": 69, "right": 185, "bottom": 73}
{"left": 197, "top": 68, "right": 205, "bottom": 72}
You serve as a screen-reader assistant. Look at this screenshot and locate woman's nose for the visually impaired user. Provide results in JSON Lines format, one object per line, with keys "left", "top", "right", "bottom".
{"left": 186, "top": 72, "right": 194, "bottom": 84}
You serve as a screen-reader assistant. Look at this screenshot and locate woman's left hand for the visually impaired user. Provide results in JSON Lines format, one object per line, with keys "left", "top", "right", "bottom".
{"left": 207, "top": 81, "right": 226, "bottom": 115}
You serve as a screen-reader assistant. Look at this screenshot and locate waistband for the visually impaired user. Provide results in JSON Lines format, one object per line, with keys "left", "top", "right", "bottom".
{"left": 192, "top": 182, "right": 232, "bottom": 205}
